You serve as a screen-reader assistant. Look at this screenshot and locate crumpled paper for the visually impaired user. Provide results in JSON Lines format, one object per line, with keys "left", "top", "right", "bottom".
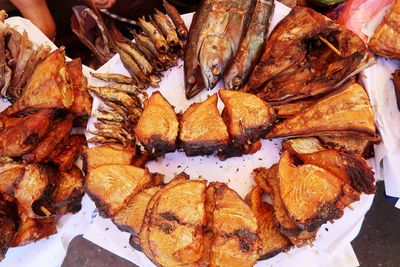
{"left": 83, "top": 2, "right": 373, "bottom": 266}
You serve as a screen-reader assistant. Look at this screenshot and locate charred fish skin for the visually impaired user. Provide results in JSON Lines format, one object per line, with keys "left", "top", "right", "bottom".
{"left": 184, "top": 0, "right": 212, "bottom": 99}
{"left": 197, "top": 0, "right": 255, "bottom": 90}
{"left": 223, "top": 0, "right": 275, "bottom": 90}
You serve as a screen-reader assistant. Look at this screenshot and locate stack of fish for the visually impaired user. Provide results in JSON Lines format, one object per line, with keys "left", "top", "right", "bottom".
{"left": 88, "top": 72, "right": 148, "bottom": 146}
{"left": 184, "top": 0, "right": 275, "bottom": 98}
{"left": 115, "top": 0, "right": 188, "bottom": 89}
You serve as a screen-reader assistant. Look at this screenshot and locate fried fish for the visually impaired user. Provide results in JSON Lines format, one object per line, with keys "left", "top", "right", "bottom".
{"left": 4, "top": 49, "right": 74, "bottom": 115}
{"left": 267, "top": 83, "right": 377, "bottom": 140}
{"left": 369, "top": 0, "right": 400, "bottom": 59}
{"left": 85, "top": 165, "right": 152, "bottom": 217}
{"left": 248, "top": 7, "right": 373, "bottom": 103}
{"left": 179, "top": 94, "right": 229, "bottom": 156}
{"left": 135, "top": 92, "right": 178, "bottom": 156}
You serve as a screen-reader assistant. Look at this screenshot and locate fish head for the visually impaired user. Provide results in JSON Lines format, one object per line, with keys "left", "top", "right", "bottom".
{"left": 199, "top": 36, "right": 233, "bottom": 90}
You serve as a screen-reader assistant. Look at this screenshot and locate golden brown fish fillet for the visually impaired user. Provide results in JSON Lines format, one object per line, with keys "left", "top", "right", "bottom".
{"left": 22, "top": 114, "right": 73, "bottom": 163}
{"left": 318, "top": 135, "right": 374, "bottom": 158}
{"left": 267, "top": 83, "right": 377, "bottom": 140}
{"left": 0, "top": 163, "right": 25, "bottom": 197}
{"left": 219, "top": 89, "right": 276, "bottom": 144}
{"left": 0, "top": 197, "right": 18, "bottom": 261}
{"left": 288, "top": 147, "right": 375, "bottom": 195}
{"left": 180, "top": 94, "right": 229, "bottom": 156}
{"left": 246, "top": 186, "right": 292, "bottom": 259}
{"left": 273, "top": 98, "right": 318, "bottom": 119}
{"left": 85, "top": 165, "right": 152, "bottom": 217}
{"left": 14, "top": 165, "right": 59, "bottom": 218}
{"left": 254, "top": 166, "right": 317, "bottom": 247}
{"left": 393, "top": 69, "right": 400, "bottom": 110}
{"left": 147, "top": 180, "right": 207, "bottom": 266}
{"left": 11, "top": 209, "right": 56, "bottom": 247}
{"left": 113, "top": 186, "right": 162, "bottom": 235}
{"left": 207, "top": 182, "right": 262, "bottom": 267}
{"left": 0, "top": 109, "right": 54, "bottom": 158}
{"left": 48, "top": 134, "right": 87, "bottom": 171}
{"left": 282, "top": 137, "right": 325, "bottom": 155}
{"left": 4, "top": 49, "right": 74, "bottom": 115}
{"left": 139, "top": 173, "right": 190, "bottom": 264}
{"left": 369, "top": 0, "right": 400, "bottom": 59}
{"left": 82, "top": 144, "right": 135, "bottom": 173}
{"left": 278, "top": 151, "right": 346, "bottom": 231}
{"left": 248, "top": 7, "right": 373, "bottom": 104}
{"left": 66, "top": 58, "right": 92, "bottom": 117}
{"left": 135, "top": 92, "right": 178, "bottom": 156}
{"left": 52, "top": 166, "right": 84, "bottom": 214}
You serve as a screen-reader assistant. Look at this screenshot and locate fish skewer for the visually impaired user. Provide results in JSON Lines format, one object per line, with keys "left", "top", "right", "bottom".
{"left": 163, "top": 0, "right": 188, "bottom": 40}
{"left": 138, "top": 17, "right": 169, "bottom": 54}
{"left": 224, "top": 0, "right": 275, "bottom": 90}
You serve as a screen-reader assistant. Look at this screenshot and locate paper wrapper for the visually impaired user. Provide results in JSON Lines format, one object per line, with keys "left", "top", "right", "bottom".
{"left": 361, "top": 3, "right": 400, "bottom": 198}
{"left": 0, "top": 17, "right": 96, "bottom": 267}
{"left": 84, "top": 2, "right": 373, "bottom": 266}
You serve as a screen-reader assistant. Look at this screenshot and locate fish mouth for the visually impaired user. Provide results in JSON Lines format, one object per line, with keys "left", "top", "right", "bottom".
{"left": 185, "top": 72, "right": 205, "bottom": 99}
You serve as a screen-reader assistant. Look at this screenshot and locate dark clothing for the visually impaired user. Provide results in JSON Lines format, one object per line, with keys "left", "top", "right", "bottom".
{"left": 109, "top": 0, "right": 199, "bottom": 19}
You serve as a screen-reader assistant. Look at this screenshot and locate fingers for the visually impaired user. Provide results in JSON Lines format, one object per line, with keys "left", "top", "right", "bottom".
{"left": 94, "top": 0, "right": 117, "bottom": 9}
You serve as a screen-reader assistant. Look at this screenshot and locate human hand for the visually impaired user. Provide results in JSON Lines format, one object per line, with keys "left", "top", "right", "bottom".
{"left": 92, "top": 0, "right": 117, "bottom": 9}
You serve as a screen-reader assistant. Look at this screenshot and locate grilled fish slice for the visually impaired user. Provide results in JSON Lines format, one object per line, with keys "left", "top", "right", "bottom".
{"left": 48, "top": 134, "right": 87, "bottom": 172}
{"left": 85, "top": 165, "right": 152, "bottom": 217}
{"left": 246, "top": 186, "right": 292, "bottom": 259}
{"left": 206, "top": 182, "right": 261, "bottom": 267}
{"left": 67, "top": 59, "right": 92, "bottom": 117}
{"left": 248, "top": 7, "right": 373, "bottom": 103}
{"left": 0, "top": 109, "right": 54, "bottom": 158}
{"left": 369, "top": 0, "right": 400, "bottom": 59}
{"left": 14, "top": 165, "right": 58, "bottom": 218}
{"left": 11, "top": 210, "right": 56, "bottom": 247}
{"left": 278, "top": 151, "right": 344, "bottom": 231}
{"left": 219, "top": 89, "right": 275, "bottom": 144}
{"left": 0, "top": 163, "right": 25, "bottom": 197}
{"left": 4, "top": 49, "right": 74, "bottom": 115}
{"left": 282, "top": 137, "right": 325, "bottom": 155}
{"left": 224, "top": 0, "right": 275, "bottom": 90}
{"left": 22, "top": 115, "right": 73, "bottom": 163}
{"left": 256, "top": 166, "right": 317, "bottom": 247}
{"left": 273, "top": 98, "right": 318, "bottom": 119}
{"left": 113, "top": 186, "right": 162, "bottom": 236}
{"left": 318, "top": 135, "right": 374, "bottom": 158}
{"left": 268, "top": 83, "right": 377, "bottom": 140}
{"left": 140, "top": 173, "right": 190, "bottom": 264}
{"left": 52, "top": 166, "right": 84, "bottom": 214}
{"left": 135, "top": 92, "right": 178, "bottom": 156}
{"left": 147, "top": 180, "right": 207, "bottom": 266}
{"left": 82, "top": 144, "right": 135, "bottom": 173}
{"left": 0, "top": 197, "right": 18, "bottom": 261}
{"left": 285, "top": 143, "right": 376, "bottom": 194}
{"left": 180, "top": 94, "right": 229, "bottom": 156}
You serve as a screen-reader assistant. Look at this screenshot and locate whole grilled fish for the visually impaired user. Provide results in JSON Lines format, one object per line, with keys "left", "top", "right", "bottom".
{"left": 197, "top": 0, "right": 255, "bottom": 90}
{"left": 184, "top": 0, "right": 212, "bottom": 99}
{"left": 223, "top": 0, "right": 274, "bottom": 90}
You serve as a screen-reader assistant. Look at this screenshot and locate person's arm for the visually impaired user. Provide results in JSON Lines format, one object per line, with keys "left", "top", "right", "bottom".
{"left": 10, "top": 0, "right": 56, "bottom": 40}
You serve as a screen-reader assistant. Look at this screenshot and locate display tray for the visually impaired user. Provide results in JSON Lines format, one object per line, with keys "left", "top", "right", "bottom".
{"left": 84, "top": 2, "right": 374, "bottom": 266}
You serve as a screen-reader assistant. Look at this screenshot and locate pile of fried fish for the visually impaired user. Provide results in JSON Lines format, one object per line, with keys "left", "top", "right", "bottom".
{"left": 0, "top": 13, "right": 92, "bottom": 261}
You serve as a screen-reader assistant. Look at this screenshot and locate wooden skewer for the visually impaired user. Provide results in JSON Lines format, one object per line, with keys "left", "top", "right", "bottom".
{"left": 318, "top": 36, "right": 341, "bottom": 56}
{"left": 40, "top": 206, "right": 52, "bottom": 216}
